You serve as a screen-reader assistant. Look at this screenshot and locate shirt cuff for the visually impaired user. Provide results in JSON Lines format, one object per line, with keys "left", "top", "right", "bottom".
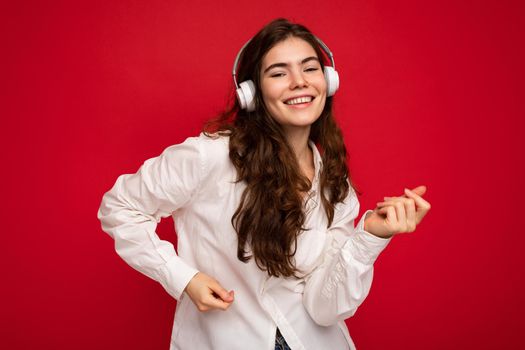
{"left": 157, "top": 255, "right": 199, "bottom": 300}
{"left": 345, "top": 209, "right": 392, "bottom": 265}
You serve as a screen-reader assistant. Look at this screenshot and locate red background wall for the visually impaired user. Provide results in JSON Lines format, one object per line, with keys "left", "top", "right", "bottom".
{"left": 2, "top": 0, "right": 524, "bottom": 349}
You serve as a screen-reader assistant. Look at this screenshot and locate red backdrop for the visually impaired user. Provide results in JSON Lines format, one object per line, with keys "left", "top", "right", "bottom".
{"left": 2, "top": 0, "right": 524, "bottom": 349}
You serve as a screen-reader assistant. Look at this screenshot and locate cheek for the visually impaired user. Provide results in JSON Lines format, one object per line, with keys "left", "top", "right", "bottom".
{"left": 316, "top": 74, "right": 328, "bottom": 94}
{"left": 261, "top": 84, "right": 283, "bottom": 107}
{"left": 318, "top": 97, "right": 326, "bottom": 112}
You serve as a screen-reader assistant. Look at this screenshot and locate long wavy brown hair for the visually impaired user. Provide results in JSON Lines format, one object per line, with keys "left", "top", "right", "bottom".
{"left": 204, "top": 18, "right": 360, "bottom": 278}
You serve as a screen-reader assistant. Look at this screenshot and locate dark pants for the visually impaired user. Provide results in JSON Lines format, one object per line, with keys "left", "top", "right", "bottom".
{"left": 275, "top": 328, "right": 291, "bottom": 350}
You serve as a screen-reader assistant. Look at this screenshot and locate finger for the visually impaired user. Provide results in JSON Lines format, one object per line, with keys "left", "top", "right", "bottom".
{"left": 209, "top": 282, "right": 234, "bottom": 303}
{"left": 393, "top": 200, "right": 407, "bottom": 232}
{"left": 211, "top": 290, "right": 235, "bottom": 302}
{"left": 378, "top": 194, "right": 408, "bottom": 211}
{"left": 409, "top": 185, "right": 427, "bottom": 197}
{"left": 377, "top": 205, "right": 398, "bottom": 229}
{"left": 379, "top": 194, "right": 406, "bottom": 205}
{"left": 379, "top": 199, "right": 407, "bottom": 232}
{"left": 404, "top": 188, "right": 431, "bottom": 211}
{"left": 204, "top": 292, "right": 233, "bottom": 311}
{"left": 403, "top": 197, "right": 417, "bottom": 232}
{"left": 377, "top": 199, "right": 401, "bottom": 208}
{"left": 385, "top": 185, "right": 426, "bottom": 201}
{"left": 404, "top": 188, "right": 431, "bottom": 225}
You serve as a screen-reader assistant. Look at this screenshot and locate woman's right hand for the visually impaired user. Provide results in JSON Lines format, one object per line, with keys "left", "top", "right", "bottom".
{"left": 183, "top": 272, "right": 235, "bottom": 312}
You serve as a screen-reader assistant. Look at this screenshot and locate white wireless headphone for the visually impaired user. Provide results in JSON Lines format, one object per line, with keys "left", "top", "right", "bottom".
{"left": 232, "top": 36, "right": 340, "bottom": 112}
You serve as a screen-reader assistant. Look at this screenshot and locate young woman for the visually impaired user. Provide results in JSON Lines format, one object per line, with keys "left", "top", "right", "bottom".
{"left": 98, "top": 18, "right": 430, "bottom": 350}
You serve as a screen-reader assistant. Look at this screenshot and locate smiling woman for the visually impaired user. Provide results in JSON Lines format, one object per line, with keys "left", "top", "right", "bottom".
{"left": 97, "top": 17, "right": 430, "bottom": 350}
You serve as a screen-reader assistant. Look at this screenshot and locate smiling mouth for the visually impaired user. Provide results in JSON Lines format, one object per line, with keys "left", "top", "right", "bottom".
{"left": 283, "top": 96, "right": 316, "bottom": 106}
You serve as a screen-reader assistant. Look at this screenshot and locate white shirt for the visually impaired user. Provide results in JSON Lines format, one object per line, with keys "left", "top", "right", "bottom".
{"left": 97, "top": 133, "right": 392, "bottom": 350}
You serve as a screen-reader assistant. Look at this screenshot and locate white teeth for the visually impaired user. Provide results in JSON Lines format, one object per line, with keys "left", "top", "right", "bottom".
{"left": 285, "top": 96, "right": 313, "bottom": 105}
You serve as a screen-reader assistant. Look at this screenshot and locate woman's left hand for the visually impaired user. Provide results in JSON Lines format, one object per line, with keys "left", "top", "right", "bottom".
{"left": 363, "top": 185, "right": 431, "bottom": 239}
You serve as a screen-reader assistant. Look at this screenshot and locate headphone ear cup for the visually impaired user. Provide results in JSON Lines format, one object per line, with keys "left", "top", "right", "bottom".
{"left": 236, "top": 80, "right": 256, "bottom": 111}
{"left": 323, "top": 66, "right": 339, "bottom": 97}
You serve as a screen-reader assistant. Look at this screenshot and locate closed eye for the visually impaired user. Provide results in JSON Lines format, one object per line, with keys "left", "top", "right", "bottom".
{"left": 270, "top": 67, "right": 319, "bottom": 78}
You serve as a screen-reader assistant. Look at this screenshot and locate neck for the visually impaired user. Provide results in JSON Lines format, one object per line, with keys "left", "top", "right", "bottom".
{"left": 282, "top": 125, "right": 312, "bottom": 168}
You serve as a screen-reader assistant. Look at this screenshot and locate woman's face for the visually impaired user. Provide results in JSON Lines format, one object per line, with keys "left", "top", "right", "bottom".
{"left": 259, "top": 36, "right": 327, "bottom": 133}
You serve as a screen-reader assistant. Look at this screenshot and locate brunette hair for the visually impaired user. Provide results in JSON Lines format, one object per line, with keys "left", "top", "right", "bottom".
{"left": 204, "top": 18, "right": 360, "bottom": 278}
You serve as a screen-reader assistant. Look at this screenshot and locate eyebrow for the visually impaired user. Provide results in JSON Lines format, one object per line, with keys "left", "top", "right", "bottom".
{"left": 263, "top": 56, "right": 320, "bottom": 74}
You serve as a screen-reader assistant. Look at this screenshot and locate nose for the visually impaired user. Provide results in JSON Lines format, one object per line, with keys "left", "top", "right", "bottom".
{"left": 289, "top": 69, "right": 308, "bottom": 89}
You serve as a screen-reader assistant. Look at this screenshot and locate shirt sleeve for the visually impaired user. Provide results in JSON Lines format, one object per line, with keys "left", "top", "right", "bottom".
{"left": 302, "top": 189, "right": 392, "bottom": 326}
{"left": 97, "top": 136, "right": 205, "bottom": 301}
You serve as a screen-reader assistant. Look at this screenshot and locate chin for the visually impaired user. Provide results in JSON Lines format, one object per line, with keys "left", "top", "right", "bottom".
{"left": 269, "top": 104, "right": 323, "bottom": 127}
{"left": 284, "top": 116, "right": 321, "bottom": 128}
